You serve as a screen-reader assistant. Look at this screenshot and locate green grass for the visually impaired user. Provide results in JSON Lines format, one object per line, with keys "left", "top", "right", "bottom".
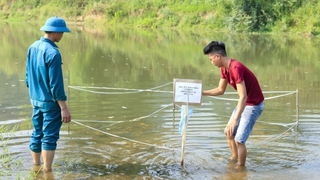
{"left": 0, "top": 0, "right": 320, "bottom": 34}
{"left": 273, "top": 2, "right": 320, "bottom": 36}
{"left": 0, "top": 125, "right": 39, "bottom": 179}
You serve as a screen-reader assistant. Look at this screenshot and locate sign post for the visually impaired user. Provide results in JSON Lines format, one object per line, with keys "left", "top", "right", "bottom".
{"left": 173, "top": 78, "right": 202, "bottom": 166}
{"left": 173, "top": 79, "right": 202, "bottom": 106}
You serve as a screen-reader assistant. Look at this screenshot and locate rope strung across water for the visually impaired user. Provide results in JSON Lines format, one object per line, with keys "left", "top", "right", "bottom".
{"left": 254, "top": 122, "right": 298, "bottom": 145}
{"left": 69, "top": 82, "right": 173, "bottom": 95}
{"left": 71, "top": 103, "right": 175, "bottom": 150}
{"left": 264, "top": 91, "right": 297, "bottom": 100}
{"left": 131, "top": 103, "right": 173, "bottom": 122}
{"left": 72, "top": 120, "right": 178, "bottom": 151}
{"left": 69, "top": 84, "right": 297, "bottom": 102}
{"left": 70, "top": 82, "right": 178, "bottom": 150}
{"left": 268, "top": 122, "right": 298, "bottom": 141}
{"left": 69, "top": 82, "right": 299, "bottom": 149}
{"left": 73, "top": 103, "right": 174, "bottom": 127}
{"left": 207, "top": 91, "right": 297, "bottom": 101}
{"left": 72, "top": 120, "right": 298, "bottom": 151}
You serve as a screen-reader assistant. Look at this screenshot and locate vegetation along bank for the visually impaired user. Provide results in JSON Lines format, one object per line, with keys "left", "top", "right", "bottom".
{"left": 0, "top": 0, "right": 320, "bottom": 35}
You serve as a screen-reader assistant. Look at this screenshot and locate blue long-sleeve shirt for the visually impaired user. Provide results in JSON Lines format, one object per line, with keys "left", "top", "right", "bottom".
{"left": 26, "top": 37, "right": 67, "bottom": 107}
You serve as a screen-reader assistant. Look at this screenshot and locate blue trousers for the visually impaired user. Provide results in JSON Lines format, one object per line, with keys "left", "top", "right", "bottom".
{"left": 29, "top": 100, "right": 62, "bottom": 152}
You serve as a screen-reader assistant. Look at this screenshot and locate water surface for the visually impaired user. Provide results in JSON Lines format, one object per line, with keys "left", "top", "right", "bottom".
{"left": 1, "top": 23, "right": 320, "bottom": 179}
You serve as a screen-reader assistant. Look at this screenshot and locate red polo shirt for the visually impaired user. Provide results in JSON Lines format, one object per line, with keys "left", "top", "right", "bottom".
{"left": 221, "top": 59, "right": 264, "bottom": 105}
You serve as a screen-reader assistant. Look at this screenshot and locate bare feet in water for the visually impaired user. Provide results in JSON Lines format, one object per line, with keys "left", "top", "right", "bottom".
{"left": 229, "top": 156, "right": 238, "bottom": 161}
{"left": 233, "top": 165, "right": 246, "bottom": 172}
{"left": 228, "top": 156, "right": 237, "bottom": 165}
{"left": 43, "top": 171, "right": 55, "bottom": 180}
{"left": 33, "top": 164, "right": 42, "bottom": 173}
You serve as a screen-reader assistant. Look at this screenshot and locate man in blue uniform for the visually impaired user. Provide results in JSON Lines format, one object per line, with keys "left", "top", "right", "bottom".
{"left": 25, "top": 16, "right": 71, "bottom": 172}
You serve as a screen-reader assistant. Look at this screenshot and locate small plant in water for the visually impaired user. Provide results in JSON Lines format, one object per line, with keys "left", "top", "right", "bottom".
{"left": 0, "top": 124, "right": 39, "bottom": 179}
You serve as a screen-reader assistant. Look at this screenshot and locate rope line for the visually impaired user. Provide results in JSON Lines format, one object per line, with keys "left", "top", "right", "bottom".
{"left": 69, "top": 85, "right": 295, "bottom": 95}
{"left": 68, "top": 82, "right": 299, "bottom": 149}
{"left": 223, "top": 91, "right": 297, "bottom": 95}
{"left": 68, "top": 86, "right": 144, "bottom": 95}
{"left": 72, "top": 120, "right": 298, "bottom": 151}
{"left": 131, "top": 103, "right": 173, "bottom": 122}
{"left": 264, "top": 91, "right": 297, "bottom": 100}
{"left": 72, "top": 120, "right": 177, "bottom": 151}
{"left": 69, "top": 84, "right": 297, "bottom": 101}
{"left": 68, "top": 82, "right": 173, "bottom": 95}
{"left": 149, "top": 82, "right": 173, "bottom": 89}
{"left": 71, "top": 103, "right": 176, "bottom": 150}
{"left": 207, "top": 96, "right": 238, "bottom": 101}
{"left": 207, "top": 91, "right": 297, "bottom": 101}
{"left": 72, "top": 120, "right": 123, "bottom": 123}
{"left": 255, "top": 122, "right": 298, "bottom": 145}
{"left": 71, "top": 113, "right": 298, "bottom": 150}
{"left": 73, "top": 103, "right": 174, "bottom": 128}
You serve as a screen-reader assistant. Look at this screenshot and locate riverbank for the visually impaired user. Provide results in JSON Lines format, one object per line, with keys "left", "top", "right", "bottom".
{"left": 0, "top": 0, "right": 319, "bottom": 35}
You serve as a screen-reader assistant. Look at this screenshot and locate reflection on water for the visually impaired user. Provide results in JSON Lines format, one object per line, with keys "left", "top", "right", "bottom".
{"left": 1, "top": 23, "right": 320, "bottom": 179}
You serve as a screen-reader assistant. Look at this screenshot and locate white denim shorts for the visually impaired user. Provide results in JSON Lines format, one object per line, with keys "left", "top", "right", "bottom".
{"left": 224, "top": 101, "right": 264, "bottom": 144}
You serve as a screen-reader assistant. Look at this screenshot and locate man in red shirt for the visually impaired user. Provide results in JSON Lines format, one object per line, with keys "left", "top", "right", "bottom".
{"left": 202, "top": 41, "right": 264, "bottom": 170}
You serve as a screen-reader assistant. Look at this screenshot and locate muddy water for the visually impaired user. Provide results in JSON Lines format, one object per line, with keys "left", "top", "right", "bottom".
{"left": 1, "top": 23, "right": 320, "bottom": 179}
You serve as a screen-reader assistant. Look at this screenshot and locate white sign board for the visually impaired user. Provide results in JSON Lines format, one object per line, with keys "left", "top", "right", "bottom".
{"left": 173, "top": 78, "right": 202, "bottom": 106}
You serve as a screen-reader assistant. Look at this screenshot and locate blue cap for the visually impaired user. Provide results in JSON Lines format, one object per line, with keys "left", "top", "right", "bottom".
{"left": 40, "top": 16, "right": 70, "bottom": 33}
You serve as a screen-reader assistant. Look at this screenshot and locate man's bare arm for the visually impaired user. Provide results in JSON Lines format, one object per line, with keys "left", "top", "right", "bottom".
{"left": 202, "top": 78, "right": 228, "bottom": 96}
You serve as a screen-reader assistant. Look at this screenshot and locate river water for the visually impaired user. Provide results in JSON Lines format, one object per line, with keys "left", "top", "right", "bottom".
{"left": 0, "top": 22, "right": 320, "bottom": 180}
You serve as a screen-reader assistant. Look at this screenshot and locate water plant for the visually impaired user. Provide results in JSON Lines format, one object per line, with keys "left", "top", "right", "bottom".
{"left": 0, "top": 125, "right": 39, "bottom": 179}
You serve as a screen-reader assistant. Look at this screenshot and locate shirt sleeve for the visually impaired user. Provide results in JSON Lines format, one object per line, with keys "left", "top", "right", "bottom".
{"left": 232, "top": 66, "right": 244, "bottom": 84}
{"left": 220, "top": 68, "right": 226, "bottom": 79}
{"left": 48, "top": 53, "right": 67, "bottom": 101}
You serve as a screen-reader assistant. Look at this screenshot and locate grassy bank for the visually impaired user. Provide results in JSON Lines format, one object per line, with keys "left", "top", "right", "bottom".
{"left": 0, "top": 0, "right": 320, "bottom": 35}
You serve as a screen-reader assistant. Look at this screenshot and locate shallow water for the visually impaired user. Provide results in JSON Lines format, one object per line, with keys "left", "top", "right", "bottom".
{"left": 1, "top": 23, "right": 320, "bottom": 180}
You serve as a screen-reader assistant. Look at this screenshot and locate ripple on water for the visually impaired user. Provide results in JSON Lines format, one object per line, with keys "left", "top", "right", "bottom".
{"left": 2, "top": 100, "right": 320, "bottom": 179}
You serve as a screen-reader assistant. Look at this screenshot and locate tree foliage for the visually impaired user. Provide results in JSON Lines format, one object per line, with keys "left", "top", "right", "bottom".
{"left": 0, "top": 0, "right": 319, "bottom": 34}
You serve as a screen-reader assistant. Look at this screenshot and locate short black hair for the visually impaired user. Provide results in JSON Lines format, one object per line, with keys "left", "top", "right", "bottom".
{"left": 44, "top": 31, "right": 53, "bottom": 34}
{"left": 203, "top": 41, "right": 227, "bottom": 56}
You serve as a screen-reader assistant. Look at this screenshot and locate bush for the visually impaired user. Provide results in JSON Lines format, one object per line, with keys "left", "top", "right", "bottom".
{"left": 0, "top": 0, "right": 319, "bottom": 33}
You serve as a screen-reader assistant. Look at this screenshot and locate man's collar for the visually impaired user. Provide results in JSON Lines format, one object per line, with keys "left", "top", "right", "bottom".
{"left": 40, "top": 37, "right": 59, "bottom": 48}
